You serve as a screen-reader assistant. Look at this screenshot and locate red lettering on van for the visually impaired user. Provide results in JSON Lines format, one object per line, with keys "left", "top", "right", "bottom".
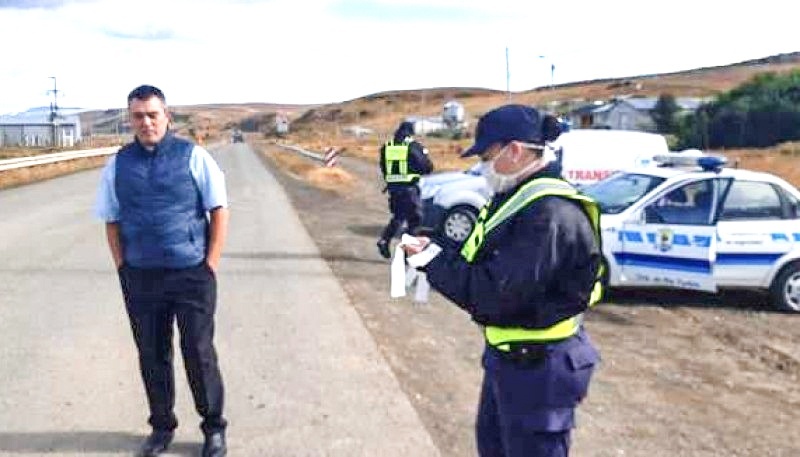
{"left": 566, "top": 170, "right": 613, "bottom": 182}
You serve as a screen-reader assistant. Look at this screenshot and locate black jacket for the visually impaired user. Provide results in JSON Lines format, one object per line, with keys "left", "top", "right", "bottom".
{"left": 424, "top": 166, "right": 600, "bottom": 329}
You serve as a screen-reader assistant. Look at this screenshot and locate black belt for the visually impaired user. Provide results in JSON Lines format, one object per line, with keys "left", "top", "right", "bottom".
{"left": 494, "top": 342, "right": 549, "bottom": 365}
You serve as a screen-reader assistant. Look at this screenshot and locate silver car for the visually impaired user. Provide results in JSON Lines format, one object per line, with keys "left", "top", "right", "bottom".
{"left": 419, "top": 163, "right": 491, "bottom": 245}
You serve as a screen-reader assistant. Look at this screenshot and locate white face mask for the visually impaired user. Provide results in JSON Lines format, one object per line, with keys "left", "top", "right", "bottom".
{"left": 481, "top": 146, "right": 542, "bottom": 193}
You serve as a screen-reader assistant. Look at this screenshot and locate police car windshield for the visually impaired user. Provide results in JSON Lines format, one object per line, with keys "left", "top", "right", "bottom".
{"left": 582, "top": 172, "right": 665, "bottom": 214}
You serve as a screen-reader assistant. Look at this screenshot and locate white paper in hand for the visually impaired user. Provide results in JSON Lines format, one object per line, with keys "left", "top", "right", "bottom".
{"left": 390, "top": 244, "right": 407, "bottom": 298}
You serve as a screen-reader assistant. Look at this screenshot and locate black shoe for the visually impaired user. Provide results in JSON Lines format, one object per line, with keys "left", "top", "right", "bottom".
{"left": 376, "top": 239, "right": 391, "bottom": 259}
{"left": 202, "top": 431, "right": 227, "bottom": 457}
{"left": 137, "top": 430, "right": 173, "bottom": 457}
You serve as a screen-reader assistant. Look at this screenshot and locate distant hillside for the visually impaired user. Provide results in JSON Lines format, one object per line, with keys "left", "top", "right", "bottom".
{"left": 542, "top": 52, "right": 800, "bottom": 91}
{"left": 76, "top": 51, "right": 800, "bottom": 139}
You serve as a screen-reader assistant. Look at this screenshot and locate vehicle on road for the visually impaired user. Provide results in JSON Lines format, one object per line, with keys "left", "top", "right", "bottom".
{"left": 420, "top": 129, "right": 670, "bottom": 245}
{"left": 232, "top": 129, "right": 244, "bottom": 143}
{"left": 582, "top": 153, "right": 800, "bottom": 312}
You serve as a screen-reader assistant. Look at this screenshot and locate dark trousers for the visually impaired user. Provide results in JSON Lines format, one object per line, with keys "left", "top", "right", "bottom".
{"left": 476, "top": 332, "right": 599, "bottom": 457}
{"left": 380, "top": 185, "right": 422, "bottom": 241}
{"left": 477, "top": 375, "right": 571, "bottom": 457}
{"left": 118, "top": 262, "right": 227, "bottom": 434}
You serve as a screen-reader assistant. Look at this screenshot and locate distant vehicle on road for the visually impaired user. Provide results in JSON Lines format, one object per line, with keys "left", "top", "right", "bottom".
{"left": 232, "top": 129, "right": 244, "bottom": 143}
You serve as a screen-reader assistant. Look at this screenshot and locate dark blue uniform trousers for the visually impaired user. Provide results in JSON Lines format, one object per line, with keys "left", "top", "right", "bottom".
{"left": 380, "top": 185, "right": 423, "bottom": 241}
{"left": 118, "top": 262, "right": 227, "bottom": 434}
{"left": 476, "top": 330, "right": 599, "bottom": 457}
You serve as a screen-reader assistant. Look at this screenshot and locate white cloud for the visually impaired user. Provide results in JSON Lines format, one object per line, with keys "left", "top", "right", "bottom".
{"left": 0, "top": 0, "right": 796, "bottom": 114}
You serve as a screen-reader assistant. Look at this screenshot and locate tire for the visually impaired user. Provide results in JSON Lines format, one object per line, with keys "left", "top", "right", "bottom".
{"left": 440, "top": 205, "right": 478, "bottom": 245}
{"left": 769, "top": 261, "right": 800, "bottom": 312}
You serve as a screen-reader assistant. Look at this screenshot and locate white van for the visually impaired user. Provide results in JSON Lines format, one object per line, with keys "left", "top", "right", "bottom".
{"left": 553, "top": 129, "right": 669, "bottom": 185}
{"left": 420, "top": 129, "right": 670, "bottom": 244}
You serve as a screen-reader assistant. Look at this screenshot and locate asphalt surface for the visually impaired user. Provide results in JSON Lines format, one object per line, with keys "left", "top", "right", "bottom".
{"left": 0, "top": 143, "right": 439, "bottom": 456}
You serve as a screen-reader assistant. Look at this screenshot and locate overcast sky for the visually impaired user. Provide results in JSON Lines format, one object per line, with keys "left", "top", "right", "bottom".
{"left": 0, "top": 0, "right": 796, "bottom": 114}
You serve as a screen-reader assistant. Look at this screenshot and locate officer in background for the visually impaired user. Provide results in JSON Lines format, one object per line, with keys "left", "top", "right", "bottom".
{"left": 376, "top": 120, "right": 433, "bottom": 258}
{"left": 402, "top": 105, "right": 603, "bottom": 456}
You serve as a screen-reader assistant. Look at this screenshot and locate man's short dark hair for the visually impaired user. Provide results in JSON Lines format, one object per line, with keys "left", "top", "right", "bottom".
{"left": 127, "top": 85, "right": 166, "bottom": 105}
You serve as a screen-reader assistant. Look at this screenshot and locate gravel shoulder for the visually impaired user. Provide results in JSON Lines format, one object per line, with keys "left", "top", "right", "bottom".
{"left": 256, "top": 143, "right": 800, "bottom": 457}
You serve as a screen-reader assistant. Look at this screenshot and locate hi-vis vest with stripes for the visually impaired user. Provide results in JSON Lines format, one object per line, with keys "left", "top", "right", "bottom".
{"left": 459, "top": 177, "right": 604, "bottom": 350}
{"left": 383, "top": 141, "right": 420, "bottom": 183}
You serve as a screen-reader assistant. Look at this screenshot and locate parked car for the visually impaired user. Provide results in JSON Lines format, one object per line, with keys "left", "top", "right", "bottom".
{"left": 582, "top": 153, "right": 800, "bottom": 312}
{"left": 419, "top": 163, "right": 488, "bottom": 243}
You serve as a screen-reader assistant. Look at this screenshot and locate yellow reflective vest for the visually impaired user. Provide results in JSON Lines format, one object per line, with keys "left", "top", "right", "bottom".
{"left": 459, "top": 177, "right": 604, "bottom": 350}
{"left": 383, "top": 141, "right": 421, "bottom": 183}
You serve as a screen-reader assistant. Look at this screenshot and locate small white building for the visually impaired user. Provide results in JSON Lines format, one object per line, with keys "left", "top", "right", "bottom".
{"left": 442, "top": 100, "right": 465, "bottom": 127}
{"left": 0, "top": 107, "right": 82, "bottom": 147}
{"left": 275, "top": 112, "right": 290, "bottom": 135}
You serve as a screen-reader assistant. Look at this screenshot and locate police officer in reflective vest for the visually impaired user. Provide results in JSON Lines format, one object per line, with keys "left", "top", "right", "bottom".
{"left": 402, "top": 105, "right": 603, "bottom": 457}
{"left": 376, "top": 121, "right": 433, "bottom": 258}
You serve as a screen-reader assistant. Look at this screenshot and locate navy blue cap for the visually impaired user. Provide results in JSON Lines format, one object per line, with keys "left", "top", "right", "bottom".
{"left": 393, "top": 121, "right": 415, "bottom": 142}
{"left": 461, "top": 104, "right": 544, "bottom": 157}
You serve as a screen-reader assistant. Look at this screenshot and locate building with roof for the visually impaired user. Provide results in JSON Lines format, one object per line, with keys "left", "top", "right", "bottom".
{"left": 567, "top": 96, "right": 706, "bottom": 132}
{"left": 0, "top": 107, "right": 82, "bottom": 147}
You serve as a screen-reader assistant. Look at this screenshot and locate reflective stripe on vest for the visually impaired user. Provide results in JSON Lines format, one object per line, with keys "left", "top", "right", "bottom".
{"left": 457, "top": 177, "right": 604, "bottom": 348}
{"left": 384, "top": 141, "right": 420, "bottom": 183}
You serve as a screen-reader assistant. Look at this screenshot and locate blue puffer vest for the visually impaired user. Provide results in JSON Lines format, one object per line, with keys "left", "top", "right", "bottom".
{"left": 115, "top": 133, "right": 207, "bottom": 268}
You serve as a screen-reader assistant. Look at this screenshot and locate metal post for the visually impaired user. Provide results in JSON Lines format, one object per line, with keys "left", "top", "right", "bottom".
{"left": 48, "top": 77, "right": 59, "bottom": 148}
{"left": 505, "top": 47, "right": 511, "bottom": 101}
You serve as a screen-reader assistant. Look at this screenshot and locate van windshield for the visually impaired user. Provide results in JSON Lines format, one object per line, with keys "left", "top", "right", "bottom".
{"left": 582, "top": 172, "right": 665, "bottom": 214}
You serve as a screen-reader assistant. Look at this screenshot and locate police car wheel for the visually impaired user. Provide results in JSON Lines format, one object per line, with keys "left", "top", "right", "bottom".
{"left": 769, "top": 262, "right": 800, "bottom": 313}
{"left": 441, "top": 205, "right": 477, "bottom": 245}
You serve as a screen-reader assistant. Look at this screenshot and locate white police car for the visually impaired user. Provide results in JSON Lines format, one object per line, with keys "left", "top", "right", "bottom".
{"left": 581, "top": 154, "right": 800, "bottom": 312}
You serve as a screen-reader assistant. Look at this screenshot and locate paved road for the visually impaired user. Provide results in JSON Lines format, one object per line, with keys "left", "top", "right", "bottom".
{"left": 0, "top": 143, "right": 439, "bottom": 456}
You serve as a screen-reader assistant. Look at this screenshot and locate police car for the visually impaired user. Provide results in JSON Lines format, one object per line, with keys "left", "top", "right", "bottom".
{"left": 580, "top": 153, "right": 800, "bottom": 312}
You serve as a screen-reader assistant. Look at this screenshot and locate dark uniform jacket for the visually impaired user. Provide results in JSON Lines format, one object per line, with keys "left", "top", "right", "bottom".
{"left": 424, "top": 164, "right": 601, "bottom": 329}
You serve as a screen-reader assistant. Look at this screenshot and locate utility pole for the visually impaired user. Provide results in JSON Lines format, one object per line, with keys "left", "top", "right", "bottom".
{"left": 47, "top": 76, "right": 60, "bottom": 147}
{"left": 505, "top": 47, "right": 511, "bottom": 101}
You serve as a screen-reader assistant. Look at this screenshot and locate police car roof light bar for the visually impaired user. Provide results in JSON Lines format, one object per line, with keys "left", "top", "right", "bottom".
{"left": 653, "top": 153, "right": 727, "bottom": 171}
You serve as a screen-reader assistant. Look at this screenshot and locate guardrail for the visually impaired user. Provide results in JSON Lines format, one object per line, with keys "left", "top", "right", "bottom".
{"left": 274, "top": 143, "right": 326, "bottom": 162}
{"left": 0, "top": 147, "right": 118, "bottom": 172}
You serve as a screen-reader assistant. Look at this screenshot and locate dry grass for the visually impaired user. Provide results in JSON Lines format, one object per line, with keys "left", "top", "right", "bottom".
{"left": 721, "top": 144, "right": 800, "bottom": 186}
{"left": 0, "top": 155, "right": 109, "bottom": 190}
{"left": 256, "top": 140, "right": 356, "bottom": 195}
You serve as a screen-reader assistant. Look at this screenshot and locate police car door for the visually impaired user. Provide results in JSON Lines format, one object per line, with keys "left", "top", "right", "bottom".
{"left": 618, "top": 178, "right": 720, "bottom": 292}
{"left": 715, "top": 179, "right": 798, "bottom": 288}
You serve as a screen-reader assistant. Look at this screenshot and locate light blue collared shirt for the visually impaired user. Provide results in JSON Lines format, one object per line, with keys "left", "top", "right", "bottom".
{"left": 94, "top": 145, "right": 228, "bottom": 222}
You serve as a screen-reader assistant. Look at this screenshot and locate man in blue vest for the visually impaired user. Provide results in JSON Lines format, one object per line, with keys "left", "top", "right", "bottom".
{"left": 95, "top": 85, "right": 229, "bottom": 457}
{"left": 376, "top": 120, "right": 433, "bottom": 258}
{"left": 402, "top": 105, "right": 603, "bottom": 456}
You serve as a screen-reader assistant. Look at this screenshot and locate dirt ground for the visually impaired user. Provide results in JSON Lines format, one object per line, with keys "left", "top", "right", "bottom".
{"left": 254, "top": 141, "right": 799, "bottom": 457}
